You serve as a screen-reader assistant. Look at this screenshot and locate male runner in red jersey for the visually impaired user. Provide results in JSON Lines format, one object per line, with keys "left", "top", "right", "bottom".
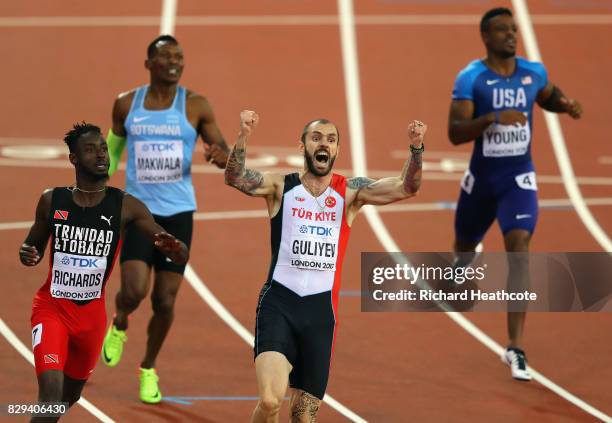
{"left": 19, "top": 122, "right": 188, "bottom": 422}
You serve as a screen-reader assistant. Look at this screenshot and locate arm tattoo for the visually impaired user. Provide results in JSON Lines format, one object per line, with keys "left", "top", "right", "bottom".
{"left": 403, "top": 150, "right": 422, "bottom": 194}
{"left": 347, "top": 176, "right": 375, "bottom": 190}
{"left": 224, "top": 145, "right": 264, "bottom": 195}
{"left": 291, "top": 391, "right": 320, "bottom": 423}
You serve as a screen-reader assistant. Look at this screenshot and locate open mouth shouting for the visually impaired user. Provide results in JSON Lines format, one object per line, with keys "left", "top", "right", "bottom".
{"left": 314, "top": 150, "right": 330, "bottom": 166}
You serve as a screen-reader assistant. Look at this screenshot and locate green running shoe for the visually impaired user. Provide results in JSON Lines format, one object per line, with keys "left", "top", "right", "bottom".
{"left": 139, "top": 367, "right": 162, "bottom": 404}
{"left": 101, "top": 324, "right": 127, "bottom": 367}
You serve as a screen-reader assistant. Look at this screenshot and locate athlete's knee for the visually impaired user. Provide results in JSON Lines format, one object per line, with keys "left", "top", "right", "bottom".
{"left": 151, "top": 293, "right": 177, "bottom": 315}
{"left": 504, "top": 229, "right": 531, "bottom": 252}
{"left": 37, "top": 371, "right": 63, "bottom": 402}
{"left": 258, "top": 395, "right": 283, "bottom": 416}
{"left": 116, "top": 288, "right": 145, "bottom": 310}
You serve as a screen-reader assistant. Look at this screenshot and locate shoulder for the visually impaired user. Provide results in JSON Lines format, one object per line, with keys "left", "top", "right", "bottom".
{"left": 455, "top": 59, "right": 487, "bottom": 81}
{"left": 36, "top": 188, "right": 54, "bottom": 215}
{"left": 122, "top": 192, "right": 143, "bottom": 208}
{"left": 185, "top": 89, "right": 214, "bottom": 114}
{"left": 516, "top": 57, "right": 547, "bottom": 77}
{"left": 185, "top": 89, "right": 207, "bottom": 104}
{"left": 452, "top": 60, "right": 487, "bottom": 100}
{"left": 115, "top": 89, "right": 137, "bottom": 105}
{"left": 113, "top": 89, "right": 137, "bottom": 115}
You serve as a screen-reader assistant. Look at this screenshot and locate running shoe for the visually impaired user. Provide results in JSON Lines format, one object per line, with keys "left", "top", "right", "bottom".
{"left": 101, "top": 324, "right": 127, "bottom": 367}
{"left": 139, "top": 367, "right": 162, "bottom": 404}
{"left": 503, "top": 347, "right": 532, "bottom": 381}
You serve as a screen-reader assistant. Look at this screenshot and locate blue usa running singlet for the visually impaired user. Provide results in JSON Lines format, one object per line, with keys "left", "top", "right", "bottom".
{"left": 452, "top": 57, "right": 548, "bottom": 175}
{"left": 124, "top": 85, "right": 198, "bottom": 216}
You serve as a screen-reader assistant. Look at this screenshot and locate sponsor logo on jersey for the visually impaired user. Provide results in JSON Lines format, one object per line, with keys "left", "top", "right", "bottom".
{"left": 521, "top": 76, "right": 532, "bottom": 85}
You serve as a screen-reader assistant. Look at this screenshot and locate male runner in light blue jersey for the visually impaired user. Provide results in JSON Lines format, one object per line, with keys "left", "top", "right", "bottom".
{"left": 101, "top": 35, "right": 229, "bottom": 403}
{"left": 448, "top": 8, "right": 582, "bottom": 381}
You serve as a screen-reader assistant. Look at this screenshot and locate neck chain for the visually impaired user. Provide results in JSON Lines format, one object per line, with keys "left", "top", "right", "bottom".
{"left": 302, "top": 179, "right": 330, "bottom": 211}
{"left": 69, "top": 185, "right": 106, "bottom": 194}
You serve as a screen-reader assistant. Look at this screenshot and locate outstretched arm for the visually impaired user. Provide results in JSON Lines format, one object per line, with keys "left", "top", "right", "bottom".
{"left": 224, "top": 110, "right": 282, "bottom": 197}
{"left": 348, "top": 120, "right": 425, "bottom": 209}
{"left": 123, "top": 195, "right": 189, "bottom": 265}
{"left": 19, "top": 190, "right": 52, "bottom": 266}
{"left": 537, "top": 82, "right": 582, "bottom": 118}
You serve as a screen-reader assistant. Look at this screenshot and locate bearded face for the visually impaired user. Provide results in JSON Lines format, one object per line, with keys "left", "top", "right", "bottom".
{"left": 301, "top": 122, "right": 339, "bottom": 177}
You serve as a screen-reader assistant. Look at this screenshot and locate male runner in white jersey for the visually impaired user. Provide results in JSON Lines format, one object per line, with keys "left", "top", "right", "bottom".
{"left": 225, "top": 110, "right": 425, "bottom": 422}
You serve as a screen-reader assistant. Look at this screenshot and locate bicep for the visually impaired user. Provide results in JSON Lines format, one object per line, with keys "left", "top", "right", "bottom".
{"left": 349, "top": 177, "right": 398, "bottom": 207}
{"left": 448, "top": 100, "right": 474, "bottom": 123}
{"left": 240, "top": 171, "right": 281, "bottom": 197}
{"left": 112, "top": 95, "right": 131, "bottom": 136}
{"left": 25, "top": 192, "right": 51, "bottom": 248}
{"left": 358, "top": 177, "right": 406, "bottom": 205}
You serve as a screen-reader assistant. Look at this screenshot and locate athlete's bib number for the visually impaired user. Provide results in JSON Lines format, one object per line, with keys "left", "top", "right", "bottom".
{"left": 50, "top": 252, "right": 107, "bottom": 300}
{"left": 289, "top": 223, "right": 338, "bottom": 271}
{"left": 483, "top": 122, "right": 531, "bottom": 157}
{"left": 461, "top": 169, "right": 475, "bottom": 195}
{"left": 32, "top": 323, "right": 42, "bottom": 349}
{"left": 515, "top": 171, "right": 537, "bottom": 191}
{"left": 135, "top": 140, "right": 183, "bottom": 184}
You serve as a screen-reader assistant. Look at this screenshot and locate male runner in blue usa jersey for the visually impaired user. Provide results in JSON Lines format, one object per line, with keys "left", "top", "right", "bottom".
{"left": 448, "top": 7, "right": 582, "bottom": 381}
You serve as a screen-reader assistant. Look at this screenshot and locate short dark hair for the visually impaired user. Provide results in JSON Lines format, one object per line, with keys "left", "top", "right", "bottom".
{"left": 300, "top": 119, "right": 340, "bottom": 144}
{"left": 64, "top": 122, "right": 102, "bottom": 153}
{"left": 480, "top": 7, "right": 513, "bottom": 33}
{"left": 147, "top": 35, "right": 179, "bottom": 59}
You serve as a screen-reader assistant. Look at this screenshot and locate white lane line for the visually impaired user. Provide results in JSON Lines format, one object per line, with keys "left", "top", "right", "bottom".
{"left": 160, "top": 0, "right": 177, "bottom": 35}
{"left": 1, "top": 14, "right": 612, "bottom": 27}
{"left": 160, "top": 4, "right": 365, "bottom": 422}
{"left": 4, "top": 156, "right": 612, "bottom": 186}
{"left": 337, "top": 0, "right": 612, "bottom": 421}
{"left": 512, "top": 0, "right": 612, "bottom": 254}
{"left": 0, "top": 318, "right": 115, "bottom": 422}
{"left": 3, "top": 196, "right": 612, "bottom": 232}
{"left": 183, "top": 267, "right": 368, "bottom": 422}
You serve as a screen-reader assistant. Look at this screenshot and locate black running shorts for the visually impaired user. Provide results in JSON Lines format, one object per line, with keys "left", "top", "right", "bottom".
{"left": 254, "top": 280, "right": 336, "bottom": 400}
{"left": 120, "top": 211, "right": 193, "bottom": 274}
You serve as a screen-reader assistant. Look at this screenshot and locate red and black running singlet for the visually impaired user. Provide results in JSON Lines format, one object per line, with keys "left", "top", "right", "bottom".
{"left": 266, "top": 173, "right": 351, "bottom": 299}
{"left": 41, "top": 187, "right": 123, "bottom": 304}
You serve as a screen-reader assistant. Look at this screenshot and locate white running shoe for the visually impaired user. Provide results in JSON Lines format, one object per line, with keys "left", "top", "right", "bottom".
{"left": 503, "top": 347, "right": 532, "bottom": 381}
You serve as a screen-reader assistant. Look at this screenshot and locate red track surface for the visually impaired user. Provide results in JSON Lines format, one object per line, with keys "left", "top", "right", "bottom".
{"left": 1, "top": 0, "right": 611, "bottom": 421}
